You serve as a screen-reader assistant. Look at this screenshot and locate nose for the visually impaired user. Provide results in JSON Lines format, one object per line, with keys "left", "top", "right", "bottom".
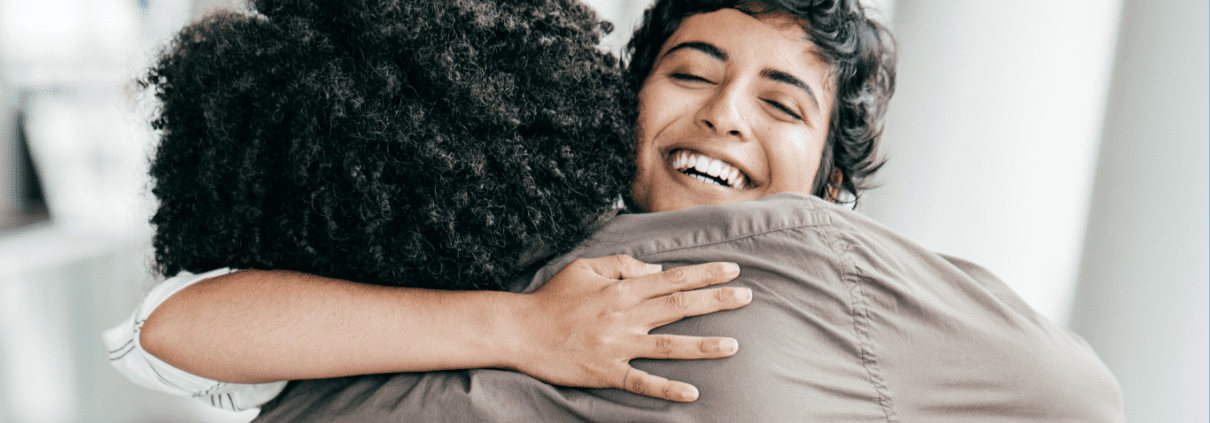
{"left": 695, "top": 82, "right": 751, "bottom": 139}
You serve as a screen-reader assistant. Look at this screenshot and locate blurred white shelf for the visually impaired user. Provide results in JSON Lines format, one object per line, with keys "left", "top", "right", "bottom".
{"left": 0, "top": 223, "right": 143, "bottom": 273}
{"left": 0, "top": 224, "right": 255, "bottom": 423}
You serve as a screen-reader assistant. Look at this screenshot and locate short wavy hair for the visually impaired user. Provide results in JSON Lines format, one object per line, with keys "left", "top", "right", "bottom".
{"left": 144, "top": 0, "right": 636, "bottom": 290}
{"left": 626, "top": 0, "right": 896, "bottom": 203}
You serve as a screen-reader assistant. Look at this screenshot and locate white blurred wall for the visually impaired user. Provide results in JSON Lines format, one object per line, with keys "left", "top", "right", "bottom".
{"left": 858, "top": 0, "right": 1124, "bottom": 325}
{"left": 862, "top": 0, "right": 1208, "bottom": 420}
{"left": 0, "top": 0, "right": 154, "bottom": 234}
{"left": 1067, "top": 0, "right": 1210, "bottom": 421}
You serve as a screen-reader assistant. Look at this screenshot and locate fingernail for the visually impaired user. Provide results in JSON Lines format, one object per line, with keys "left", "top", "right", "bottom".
{"left": 735, "top": 288, "right": 752, "bottom": 301}
{"left": 647, "top": 264, "right": 663, "bottom": 273}
{"left": 682, "top": 386, "right": 699, "bottom": 401}
{"left": 720, "top": 338, "right": 738, "bottom": 353}
{"left": 723, "top": 262, "right": 740, "bottom": 274}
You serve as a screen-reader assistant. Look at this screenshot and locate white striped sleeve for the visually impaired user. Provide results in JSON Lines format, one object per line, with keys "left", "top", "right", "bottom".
{"left": 102, "top": 268, "right": 287, "bottom": 412}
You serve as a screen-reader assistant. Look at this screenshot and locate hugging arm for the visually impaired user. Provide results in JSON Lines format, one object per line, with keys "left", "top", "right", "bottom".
{"left": 138, "top": 255, "right": 750, "bottom": 402}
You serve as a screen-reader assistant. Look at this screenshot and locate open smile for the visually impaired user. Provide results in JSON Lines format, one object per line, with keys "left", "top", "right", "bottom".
{"left": 667, "top": 149, "right": 749, "bottom": 189}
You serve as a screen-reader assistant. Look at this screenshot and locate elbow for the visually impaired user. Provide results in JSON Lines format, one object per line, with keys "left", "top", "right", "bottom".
{"left": 138, "top": 302, "right": 182, "bottom": 363}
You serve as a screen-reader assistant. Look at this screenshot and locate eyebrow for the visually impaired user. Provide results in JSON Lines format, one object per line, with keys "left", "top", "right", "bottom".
{"left": 760, "top": 69, "right": 820, "bottom": 111}
{"left": 661, "top": 41, "right": 727, "bottom": 62}
{"left": 661, "top": 41, "right": 820, "bottom": 113}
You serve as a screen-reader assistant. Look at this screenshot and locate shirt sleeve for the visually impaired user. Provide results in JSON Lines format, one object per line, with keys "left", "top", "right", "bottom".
{"left": 102, "top": 268, "right": 288, "bottom": 412}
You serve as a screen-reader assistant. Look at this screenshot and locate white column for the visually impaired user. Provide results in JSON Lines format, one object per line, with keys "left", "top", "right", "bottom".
{"left": 1067, "top": 0, "right": 1210, "bottom": 420}
{"left": 858, "top": 0, "right": 1123, "bottom": 324}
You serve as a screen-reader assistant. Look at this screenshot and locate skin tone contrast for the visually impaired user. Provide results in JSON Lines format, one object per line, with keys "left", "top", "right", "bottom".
{"left": 631, "top": 9, "right": 834, "bottom": 213}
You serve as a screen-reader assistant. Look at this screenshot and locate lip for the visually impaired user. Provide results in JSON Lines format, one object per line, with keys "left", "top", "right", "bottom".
{"left": 660, "top": 146, "right": 756, "bottom": 190}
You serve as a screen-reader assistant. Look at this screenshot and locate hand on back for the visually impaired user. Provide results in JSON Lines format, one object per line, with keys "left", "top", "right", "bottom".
{"left": 507, "top": 255, "right": 750, "bottom": 402}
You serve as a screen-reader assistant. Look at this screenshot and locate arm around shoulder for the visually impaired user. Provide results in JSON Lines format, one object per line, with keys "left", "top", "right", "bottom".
{"left": 127, "top": 256, "right": 747, "bottom": 404}
{"left": 138, "top": 269, "right": 529, "bottom": 384}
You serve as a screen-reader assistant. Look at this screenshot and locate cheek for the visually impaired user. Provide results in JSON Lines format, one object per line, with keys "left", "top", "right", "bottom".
{"left": 636, "top": 82, "right": 689, "bottom": 140}
{"left": 633, "top": 115, "right": 659, "bottom": 170}
{"left": 774, "top": 129, "right": 828, "bottom": 193}
{"left": 788, "top": 127, "right": 814, "bottom": 153}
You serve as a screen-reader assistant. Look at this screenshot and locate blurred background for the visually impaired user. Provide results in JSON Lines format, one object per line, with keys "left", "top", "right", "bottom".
{"left": 0, "top": 0, "right": 1204, "bottom": 421}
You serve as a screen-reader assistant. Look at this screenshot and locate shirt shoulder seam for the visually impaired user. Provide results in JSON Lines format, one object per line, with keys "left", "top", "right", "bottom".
{"left": 629, "top": 220, "right": 831, "bottom": 259}
{"left": 823, "top": 216, "right": 899, "bottom": 423}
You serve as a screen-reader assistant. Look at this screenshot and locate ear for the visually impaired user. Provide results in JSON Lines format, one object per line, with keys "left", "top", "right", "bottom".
{"left": 826, "top": 168, "right": 842, "bottom": 202}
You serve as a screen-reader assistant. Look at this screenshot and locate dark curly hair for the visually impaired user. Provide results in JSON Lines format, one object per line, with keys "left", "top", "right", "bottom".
{"left": 625, "top": 0, "right": 896, "bottom": 203}
{"left": 144, "top": 0, "right": 636, "bottom": 290}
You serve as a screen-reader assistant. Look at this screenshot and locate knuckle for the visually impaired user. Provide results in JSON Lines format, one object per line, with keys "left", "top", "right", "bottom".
{"left": 662, "top": 383, "right": 676, "bottom": 401}
{"left": 698, "top": 338, "right": 712, "bottom": 354}
{"left": 629, "top": 374, "right": 648, "bottom": 394}
{"left": 665, "top": 292, "right": 690, "bottom": 311}
{"left": 654, "top": 335, "right": 675, "bottom": 355}
{"left": 664, "top": 267, "right": 688, "bottom": 284}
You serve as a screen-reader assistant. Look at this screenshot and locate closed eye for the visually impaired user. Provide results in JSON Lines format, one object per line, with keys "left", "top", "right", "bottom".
{"left": 763, "top": 99, "right": 802, "bottom": 121}
{"left": 670, "top": 73, "right": 713, "bottom": 84}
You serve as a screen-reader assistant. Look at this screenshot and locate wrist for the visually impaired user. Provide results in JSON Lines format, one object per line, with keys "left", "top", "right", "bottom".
{"left": 487, "top": 291, "right": 538, "bottom": 372}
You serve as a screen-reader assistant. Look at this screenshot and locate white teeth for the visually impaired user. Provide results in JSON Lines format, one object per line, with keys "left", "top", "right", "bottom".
{"left": 706, "top": 159, "right": 723, "bottom": 177}
{"left": 669, "top": 149, "right": 748, "bottom": 189}
{"left": 717, "top": 161, "right": 733, "bottom": 179}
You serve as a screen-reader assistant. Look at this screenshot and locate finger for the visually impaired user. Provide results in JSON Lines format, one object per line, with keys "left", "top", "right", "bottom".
{"left": 582, "top": 255, "right": 663, "bottom": 280}
{"left": 639, "top": 286, "right": 753, "bottom": 329}
{"left": 638, "top": 334, "right": 739, "bottom": 360}
{"left": 621, "top": 367, "right": 700, "bottom": 402}
{"left": 630, "top": 262, "right": 740, "bottom": 299}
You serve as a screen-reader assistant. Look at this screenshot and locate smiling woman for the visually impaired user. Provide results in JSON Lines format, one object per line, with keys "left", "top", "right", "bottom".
{"left": 630, "top": 9, "right": 835, "bottom": 213}
{"left": 625, "top": 0, "right": 895, "bottom": 208}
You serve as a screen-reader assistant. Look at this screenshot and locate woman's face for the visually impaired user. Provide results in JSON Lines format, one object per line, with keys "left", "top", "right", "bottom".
{"left": 630, "top": 8, "right": 834, "bottom": 213}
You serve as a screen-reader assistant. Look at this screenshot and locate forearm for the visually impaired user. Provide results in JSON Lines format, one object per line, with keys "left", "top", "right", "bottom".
{"left": 140, "top": 269, "right": 526, "bottom": 384}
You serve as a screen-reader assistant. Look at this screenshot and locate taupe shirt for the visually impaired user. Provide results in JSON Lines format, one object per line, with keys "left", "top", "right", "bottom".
{"left": 254, "top": 193, "right": 1125, "bottom": 422}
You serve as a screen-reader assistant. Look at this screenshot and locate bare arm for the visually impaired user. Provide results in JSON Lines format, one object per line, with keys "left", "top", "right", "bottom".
{"left": 140, "top": 256, "right": 749, "bottom": 402}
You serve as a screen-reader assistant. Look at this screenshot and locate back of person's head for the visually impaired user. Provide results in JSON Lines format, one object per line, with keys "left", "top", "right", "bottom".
{"left": 625, "top": 0, "right": 895, "bottom": 203}
{"left": 144, "top": 0, "right": 636, "bottom": 290}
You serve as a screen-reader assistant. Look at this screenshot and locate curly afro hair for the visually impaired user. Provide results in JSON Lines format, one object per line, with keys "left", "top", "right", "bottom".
{"left": 625, "top": 0, "right": 896, "bottom": 204}
{"left": 144, "top": 0, "right": 637, "bottom": 290}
